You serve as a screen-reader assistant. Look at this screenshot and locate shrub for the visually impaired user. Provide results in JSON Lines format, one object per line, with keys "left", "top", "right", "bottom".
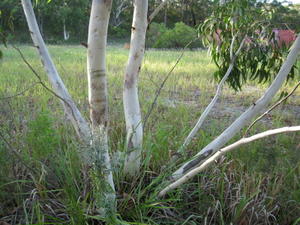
{"left": 109, "top": 25, "right": 131, "bottom": 39}
{"left": 146, "top": 22, "right": 168, "bottom": 48}
{"left": 150, "top": 22, "right": 202, "bottom": 49}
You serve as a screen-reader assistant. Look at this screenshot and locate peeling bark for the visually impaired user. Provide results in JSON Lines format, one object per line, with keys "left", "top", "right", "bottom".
{"left": 123, "top": 0, "right": 148, "bottom": 176}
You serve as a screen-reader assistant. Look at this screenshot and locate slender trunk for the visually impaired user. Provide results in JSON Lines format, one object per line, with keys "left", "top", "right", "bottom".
{"left": 180, "top": 37, "right": 245, "bottom": 151}
{"left": 123, "top": 0, "right": 148, "bottom": 176}
{"left": 88, "top": 0, "right": 111, "bottom": 128}
{"left": 172, "top": 34, "right": 300, "bottom": 179}
{"left": 87, "top": 0, "right": 115, "bottom": 214}
{"left": 63, "top": 19, "right": 70, "bottom": 41}
{"left": 164, "top": 8, "right": 167, "bottom": 26}
{"left": 190, "top": 7, "right": 196, "bottom": 26}
{"left": 21, "top": 0, "right": 91, "bottom": 146}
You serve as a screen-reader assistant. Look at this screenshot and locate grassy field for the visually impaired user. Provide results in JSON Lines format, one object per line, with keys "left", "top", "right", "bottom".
{"left": 0, "top": 45, "right": 300, "bottom": 224}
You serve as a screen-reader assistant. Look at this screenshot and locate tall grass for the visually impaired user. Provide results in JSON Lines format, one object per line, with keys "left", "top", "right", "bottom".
{"left": 0, "top": 45, "right": 299, "bottom": 224}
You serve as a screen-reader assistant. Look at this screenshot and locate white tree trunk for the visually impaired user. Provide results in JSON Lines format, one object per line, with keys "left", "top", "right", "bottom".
{"left": 123, "top": 0, "right": 148, "bottom": 176}
{"left": 21, "top": 0, "right": 91, "bottom": 144}
{"left": 88, "top": 0, "right": 111, "bottom": 128}
{"left": 160, "top": 126, "right": 300, "bottom": 197}
{"left": 172, "top": 34, "right": 300, "bottom": 179}
{"left": 87, "top": 0, "right": 115, "bottom": 213}
{"left": 63, "top": 19, "right": 70, "bottom": 41}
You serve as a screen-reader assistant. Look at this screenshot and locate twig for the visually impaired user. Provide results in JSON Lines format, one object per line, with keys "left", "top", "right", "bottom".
{"left": 159, "top": 125, "right": 300, "bottom": 197}
{"left": 13, "top": 46, "right": 77, "bottom": 121}
{"left": 180, "top": 36, "right": 246, "bottom": 151}
{"left": 143, "top": 38, "right": 199, "bottom": 128}
{"left": 0, "top": 82, "right": 40, "bottom": 100}
{"left": 244, "top": 80, "right": 300, "bottom": 137}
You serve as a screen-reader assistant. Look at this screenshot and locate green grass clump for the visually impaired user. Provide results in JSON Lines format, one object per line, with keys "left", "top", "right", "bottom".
{"left": 0, "top": 45, "right": 299, "bottom": 224}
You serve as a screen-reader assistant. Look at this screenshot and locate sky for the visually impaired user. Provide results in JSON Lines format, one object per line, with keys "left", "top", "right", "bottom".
{"left": 283, "top": 0, "right": 300, "bottom": 4}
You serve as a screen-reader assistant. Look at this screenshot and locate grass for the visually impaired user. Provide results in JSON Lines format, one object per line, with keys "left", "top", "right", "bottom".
{"left": 0, "top": 44, "right": 300, "bottom": 224}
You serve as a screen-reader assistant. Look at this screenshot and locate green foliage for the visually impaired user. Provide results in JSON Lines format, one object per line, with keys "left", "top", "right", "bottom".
{"left": 109, "top": 26, "right": 131, "bottom": 39}
{"left": 146, "top": 22, "right": 168, "bottom": 48}
{"left": 25, "top": 110, "right": 59, "bottom": 160}
{"left": 1, "top": 0, "right": 300, "bottom": 44}
{"left": 150, "top": 22, "right": 202, "bottom": 49}
{"left": 201, "top": 0, "right": 298, "bottom": 90}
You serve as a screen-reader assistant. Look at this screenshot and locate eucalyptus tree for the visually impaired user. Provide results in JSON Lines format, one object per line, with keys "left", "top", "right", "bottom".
{"left": 20, "top": 0, "right": 167, "bottom": 218}
{"left": 21, "top": 0, "right": 115, "bottom": 217}
{"left": 18, "top": 0, "right": 300, "bottom": 222}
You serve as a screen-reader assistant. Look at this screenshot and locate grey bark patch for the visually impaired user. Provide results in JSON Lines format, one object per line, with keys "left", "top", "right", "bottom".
{"left": 183, "top": 149, "right": 213, "bottom": 174}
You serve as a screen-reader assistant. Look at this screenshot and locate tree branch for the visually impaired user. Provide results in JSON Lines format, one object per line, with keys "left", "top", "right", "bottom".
{"left": 244, "top": 80, "right": 300, "bottom": 137}
{"left": 159, "top": 125, "right": 300, "bottom": 197}
{"left": 13, "top": 46, "right": 78, "bottom": 120}
{"left": 171, "top": 33, "right": 300, "bottom": 180}
{"left": 148, "top": 0, "right": 168, "bottom": 24}
{"left": 21, "top": 0, "right": 90, "bottom": 141}
{"left": 180, "top": 36, "right": 246, "bottom": 151}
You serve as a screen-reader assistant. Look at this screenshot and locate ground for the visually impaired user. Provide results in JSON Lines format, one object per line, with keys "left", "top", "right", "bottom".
{"left": 0, "top": 45, "right": 299, "bottom": 224}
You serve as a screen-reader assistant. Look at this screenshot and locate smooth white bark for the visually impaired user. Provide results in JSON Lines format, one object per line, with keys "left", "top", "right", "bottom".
{"left": 88, "top": 0, "right": 111, "bottom": 128}
{"left": 159, "top": 126, "right": 300, "bottom": 197}
{"left": 21, "top": 0, "right": 91, "bottom": 143}
{"left": 87, "top": 0, "right": 115, "bottom": 209}
{"left": 123, "top": 0, "right": 148, "bottom": 176}
{"left": 63, "top": 19, "right": 70, "bottom": 41}
{"left": 181, "top": 37, "right": 245, "bottom": 151}
{"left": 173, "top": 34, "right": 300, "bottom": 179}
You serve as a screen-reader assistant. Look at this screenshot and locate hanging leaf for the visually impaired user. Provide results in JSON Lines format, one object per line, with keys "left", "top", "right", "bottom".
{"left": 199, "top": 0, "right": 297, "bottom": 91}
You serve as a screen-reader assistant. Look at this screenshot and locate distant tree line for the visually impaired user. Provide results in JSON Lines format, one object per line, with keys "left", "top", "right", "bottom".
{"left": 0, "top": 0, "right": 300, "bottom": 47}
